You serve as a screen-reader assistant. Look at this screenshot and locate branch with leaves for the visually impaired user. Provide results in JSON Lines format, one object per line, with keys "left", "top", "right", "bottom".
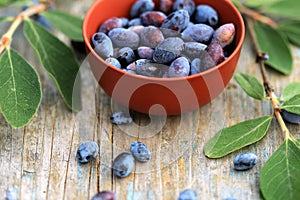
{"left": 0, "top": 0, "right": 83, "bottom": 128}
{"left": 205, "top": 1, "right": 300, "bottom": 200}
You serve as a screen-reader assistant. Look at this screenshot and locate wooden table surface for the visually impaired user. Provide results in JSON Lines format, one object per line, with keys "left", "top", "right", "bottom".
{"left": 1, "top": 1, "right": 300, "bottom": 200}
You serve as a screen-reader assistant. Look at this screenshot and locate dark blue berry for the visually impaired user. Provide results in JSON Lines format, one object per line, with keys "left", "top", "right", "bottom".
{"left": 112, "top": 152, "right": 135, "bottom": 178}
{"left": 118, "top": 47, "right": 136, "bottom": 64}
{"left": 173, "top": 0, "right": 196, "bottom": 16}
{"left": 182, "top": 23, "right": 214, "bottom": 44}
{"left": 105, "top": 57, "right": 121, "bottom": 69}
{"left": 130, "top": 0, "right": 155, "bottom": 19}
{"left": 108, "top": 28, "right": 140, "bottom": 49}
{"left": 153, "top": 37, "right": 184, "bottom": 64}
{"left": 127, "top": 59, "right": 168, "bottom": 78}
{"left": 91, "top": 32, "right": 114, "bottom": 59}
{"left": 161, "top": 9, "right": 190, "bottom": 32}
{"left": 178, "top": 189, "right": 198, "bottom": 200}
{"left": 281, "top": 109, "right": 300, "bottom": 124}
{"left": 110, "top": 111, "right": 133, "bottom": 124}
{"left": 130, "top": 141, "right": 151, "bottom": 162}
{"left": 98, "top": 17, "right": 124, "bottom": 34}
{"left": 91, "top": 191, "right": 116, "bottom": 200}
{"left": 140, "top": 11, "right": 167, "bottom": 27}
{"left": 233, "top": 152, "right": 258, "bottom": 171}
{"left": 128, "top": 18, "right": 142, "bottom": 27}
{"left": 168, "top": 57, "right": 190, "bottom": 78}
{"left": 194, "top": 5, "right": 219, "bottom": 27}
{"left": 76, "top": 141, "right": 99, "bottom": 164}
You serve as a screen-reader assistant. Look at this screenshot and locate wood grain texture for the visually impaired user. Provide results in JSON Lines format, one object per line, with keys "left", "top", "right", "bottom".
{"left": 1, "top": 1, "right": 300, "bottom": 199}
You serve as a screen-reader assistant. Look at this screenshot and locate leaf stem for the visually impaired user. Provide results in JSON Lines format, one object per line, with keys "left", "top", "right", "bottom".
{"left": 246, "top": 18, "right": 291, "bottom": 139}
{"left": 0, "top": 2, "right": 50, "bottom": 56}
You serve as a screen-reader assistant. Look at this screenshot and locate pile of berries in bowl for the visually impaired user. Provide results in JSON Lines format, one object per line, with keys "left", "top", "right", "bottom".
{"left": 83, "top": 0, "right": 245, "bottom": 115}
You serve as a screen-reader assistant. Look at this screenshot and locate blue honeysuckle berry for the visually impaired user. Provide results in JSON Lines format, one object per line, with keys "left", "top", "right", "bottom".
{"left": 110, "top": 111, "right": 133, "bottom": 125}
{"left": 130, "top": 141, "right": 151, "bottom": 162}
{"left": 194, "top": 5, "right": 219, "bottom": 26}
{"left": 76, "top": 141, "right": 99, "bottom": 164}
{"left": 281, "top": 109, "right": 300, "bottom": 124}
{"left": 91, "top": 191, "right": 116, "bottom": 200}
{"left": 233, "top": 152, "right": 258, "bottom": 171}
{"left": 112, "top": 152, "right": 135, "bottom": 178}
{"left": 178, "top": 189, "right": 198, "bottom": 200}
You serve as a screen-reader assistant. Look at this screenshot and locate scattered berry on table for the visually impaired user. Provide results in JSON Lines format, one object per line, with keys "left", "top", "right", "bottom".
{"left": 110, "top": 111, "right": 133, "bottom": 124}
{"left": 76, "top": 141, "right": 99, "bottom": 164}
{"left": 91, "top": 191, "right": 116, "bottom": 200}
{"left": 233, "top": 152, "right": 258, "bottom": 171}
{"left": 112, "top": 152, "right": 135, "bottom": 178}
{"left": 130, "top": 141, "right": 152, "bottom": 162}
{"left": 173, "top": 0, "right": 195, "bottom": 16}
{"left": 130, "top": 0, "right": 155, "bottom": 19}
{"left": 281, "top": 109, "right": 300, "bottom": 124}
{"left": 178, "top": 189, "right": 198, "bottom": 200}
{"left": 194, "top": 5, "right": 219, "bottom": 26}
{"left": 91, "top": 32, "right": 114, "bottom": 59}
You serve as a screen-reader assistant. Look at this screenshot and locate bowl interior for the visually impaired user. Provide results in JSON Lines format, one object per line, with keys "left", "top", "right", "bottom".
{"left": 82, "top": 0, "right": 245, "bottom": 115}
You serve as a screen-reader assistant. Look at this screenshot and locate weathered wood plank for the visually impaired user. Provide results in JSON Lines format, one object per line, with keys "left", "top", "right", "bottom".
{"left": 0, "top": 1, "right": 300, "bottom": 199}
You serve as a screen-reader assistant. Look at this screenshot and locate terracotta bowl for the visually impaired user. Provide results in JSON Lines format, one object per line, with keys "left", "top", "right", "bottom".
{"left": 83, "top": 0, "right": 245, "bottom": 115}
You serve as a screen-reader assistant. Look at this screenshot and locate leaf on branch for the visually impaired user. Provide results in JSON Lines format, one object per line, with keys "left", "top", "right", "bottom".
{"left": 254, "top": 22, "right": 293, "bottom": 75}
{"left": 0, "top": 49, "right": 42, "bottom": 128}
{"left": 41, "top": 10, "right": 83, "bottom": 41}
{"left": 234, "top": 73, "right": 265, "bottom": 100}
{"left": 278, "top": 20, "right": 300, "bottom": 47}
{"left": 280, "top": 94, "right": 300, "bottom": 115}
{"left": 204, "top": 116, "right": 273, "bottom": 158}
{"left": 260, "top": 138, "right": 300, "bottom": 200}
{"left": 281, "top": 82, "right": 300, "bottom": 102}
{"left": 23, "top": 19, "right": 82, "bottom": 112}
{"left": 261, "top": 0, "right": 300, "bottom": 20}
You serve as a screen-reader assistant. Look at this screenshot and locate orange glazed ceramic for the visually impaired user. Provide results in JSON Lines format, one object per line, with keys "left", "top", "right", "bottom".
{"left": 83, "top": 0, "right": 245, "bottom": 115}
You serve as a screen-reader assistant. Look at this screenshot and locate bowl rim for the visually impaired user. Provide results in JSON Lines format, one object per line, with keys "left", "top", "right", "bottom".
{"left": 82, "top": 0, "right": 245, "bottom": 82}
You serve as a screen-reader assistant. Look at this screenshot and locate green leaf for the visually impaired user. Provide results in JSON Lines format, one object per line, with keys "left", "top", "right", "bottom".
{"left": 260, "top": 138, "right": 300, "bottom": 200}
{"left": 0, "top": 0, "right": 29, "bottom": 6}
{"left": 254, "top": 22, "right": 293, "bottom": 75}
{"left": 281, "top": 82, "right": 300, "bottom": 101}
{"left": 243, "top": 0, "right": 281, "bottom": 8}
{"left": 0, "top": 49, "right": 42, "bottom": 128}
{"left": 280, "top": 94, "right": 300, "bottom": 115}
{"left": 262, "top": 0, "right": 300, "bottom": 20}
{"left": 0, "top": 16, "right": 13, "bottom": 23}
{"left": 204, "top": 116, "right": 272, "bottom": 158}
{"left": 234, "top": 73, "right": 265, "bottom": 100}
{"left": 23, "top": 19, "right": 81, "bottom": 111}
{"left": 41, "top": 10, "right": 83, "bottom": 41}
{"left": 278, "top": 20, "right": 300, "bottom": 46}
